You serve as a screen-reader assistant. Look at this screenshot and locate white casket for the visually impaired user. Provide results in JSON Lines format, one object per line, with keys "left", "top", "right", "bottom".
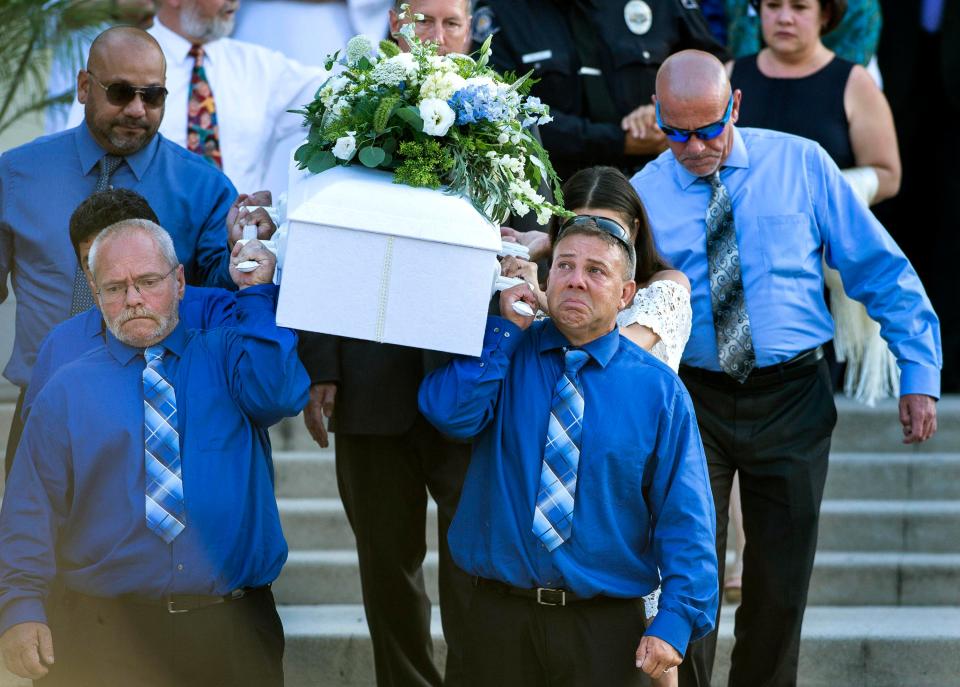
{"left": 276, "top": 164, "right": 502, "bottom": 356}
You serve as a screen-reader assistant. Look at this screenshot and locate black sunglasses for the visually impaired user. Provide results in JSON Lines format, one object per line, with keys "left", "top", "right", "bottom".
{"left": 87, "top": 72, "right": 168, "bottom": 108}
{"left": 557, "top": 215, "right": 633, "bottom": 249}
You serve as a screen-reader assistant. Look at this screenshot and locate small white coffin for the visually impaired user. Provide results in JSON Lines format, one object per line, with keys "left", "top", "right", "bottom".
{"left": 276, "top": 164, "right": 502, "bottom": 356}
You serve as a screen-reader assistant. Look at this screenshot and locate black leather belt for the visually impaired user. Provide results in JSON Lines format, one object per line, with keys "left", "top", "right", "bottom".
{"left": 680, "top": 346, "right": 824, "bottom": 385}
{"left": 473, "top": 576, "right": 592, "bottom": 606}
{"left": 750, "top": 345, "right": 824, "bottom": 376}
{"left": 67, "top": 585, "right": 269, "bottom": 614}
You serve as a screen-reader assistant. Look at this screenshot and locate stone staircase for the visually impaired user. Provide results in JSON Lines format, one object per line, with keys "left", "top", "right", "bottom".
{"left": 1, "top": 394, "right": 959, "bottom": 686}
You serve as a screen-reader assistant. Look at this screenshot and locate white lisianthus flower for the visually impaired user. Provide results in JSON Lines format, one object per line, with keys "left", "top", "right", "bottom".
{"left": 419, "top": 98, "right": 456, "bottom": 136}
{"left": 419, "top": 70, "right": 466, "bottom": 102}
{"left": 537, "top": 114, "right": 554, "bottom": 126}
{"left": 332, "top": 131, "right": 357, "bottom": 160}
{"left": 497, "top": 131, "right": 509, "bottom": 144}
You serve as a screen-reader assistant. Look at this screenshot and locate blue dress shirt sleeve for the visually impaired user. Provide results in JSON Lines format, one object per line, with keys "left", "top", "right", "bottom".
{"left": 809, "top": 146, "right": 942, "bottom": 397}
{"left": 644, "top": 389, "right": 719, "bottom": 655}
{"left": 189, "top": 175, "right": 236, "bottom": 290}
{"left": 418, "top": 317, "right": 526, "bottom": 439}
{"left": 0, "top": 389, "right": 72, "bottom": 635}
{"left": 223, "top": 284, "right": 310, "bottom": 426}
{"left": 0, "top": 170, "right": 10, "bottom": 304}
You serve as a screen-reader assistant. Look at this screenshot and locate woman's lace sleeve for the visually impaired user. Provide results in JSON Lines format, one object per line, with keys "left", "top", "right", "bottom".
{"left": 617, "top": 279, "right": 693, "bottom": 371}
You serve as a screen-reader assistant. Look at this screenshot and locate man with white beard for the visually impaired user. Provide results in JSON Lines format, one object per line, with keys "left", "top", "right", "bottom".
{"left": 66, "top": 0, "right": 329, "bottom": 194}
{"left": 0, "top": 220, "right": 309, "bottom": 686}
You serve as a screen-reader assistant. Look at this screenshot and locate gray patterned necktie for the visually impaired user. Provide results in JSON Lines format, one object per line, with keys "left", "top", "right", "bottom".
{"left": 706, "top": 170, "right": 755, "bottom": 383}
{"left": 70, "top": 155, "right": 123, "bottom": 315}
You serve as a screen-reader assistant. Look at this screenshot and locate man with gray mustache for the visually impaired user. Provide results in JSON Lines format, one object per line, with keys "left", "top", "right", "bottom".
{"left": 0, "top": 219, "right": 309, "bottom": 686}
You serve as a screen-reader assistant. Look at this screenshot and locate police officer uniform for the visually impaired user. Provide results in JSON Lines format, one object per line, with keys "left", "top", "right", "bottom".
{"left": 473, "top": 0, "right": 728, "bottom": 181}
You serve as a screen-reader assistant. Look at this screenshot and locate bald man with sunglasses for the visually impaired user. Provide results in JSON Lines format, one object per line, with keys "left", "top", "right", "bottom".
{"left": 631, "top": 50, "right": 941, "bottom": 687}
{"left": 0, "top": 26, "right": 256, "bottom": 476}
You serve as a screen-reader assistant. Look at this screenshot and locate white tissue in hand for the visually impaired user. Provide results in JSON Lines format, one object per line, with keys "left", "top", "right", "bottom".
{"left": 236, "top": 260, "right": 260, "bottom": 272}
{"left": 512, "top": 301, "right": 534, "bottom": 317}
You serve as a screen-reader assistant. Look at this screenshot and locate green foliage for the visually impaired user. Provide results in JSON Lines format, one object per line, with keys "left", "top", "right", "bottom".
{"left": 394, "top": 106, "right": 423, "bottom": 132}
{"left": 358, "top": 145, "right": 386, "bottom": 168}
{"left": 393, "top": 139, "right": 453, "bottom": 189}
{"left": 373, "top": 95, "right": 401, "bottom": 133}
{"left": 0, "top": 0, "right": 115, "bottom": 136}
{"left": 379, "top": 40, "right": 401, "bottom": 58}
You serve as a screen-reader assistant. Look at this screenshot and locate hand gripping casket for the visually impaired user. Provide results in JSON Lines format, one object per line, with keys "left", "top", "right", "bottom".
{"left": 276, "top": 165, "right": 502, "bottom": 356}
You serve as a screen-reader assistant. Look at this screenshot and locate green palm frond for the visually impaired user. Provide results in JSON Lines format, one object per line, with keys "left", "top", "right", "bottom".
{"left": 0, "top": 0, "right": 114, "bottom": 136}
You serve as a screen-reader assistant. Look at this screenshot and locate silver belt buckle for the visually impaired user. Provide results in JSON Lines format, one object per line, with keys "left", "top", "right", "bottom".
{"left": 166, "top": 600, "right": 190, "bottom": 614}
{"left": 536, "top": 587, "right": 566, "bottom": 606}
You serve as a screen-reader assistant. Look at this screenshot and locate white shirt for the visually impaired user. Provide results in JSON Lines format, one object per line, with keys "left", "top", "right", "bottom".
{"left": 67, "top": 19, "right": 328, "bottom": 195}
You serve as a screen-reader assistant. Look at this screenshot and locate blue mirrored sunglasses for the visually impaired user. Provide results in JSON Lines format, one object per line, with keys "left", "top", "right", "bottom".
{"left": 656, "top": 95, "right": 733, "bottom": 143}
{"left": 558, "top": 215, "right": 632, "bottom": 249}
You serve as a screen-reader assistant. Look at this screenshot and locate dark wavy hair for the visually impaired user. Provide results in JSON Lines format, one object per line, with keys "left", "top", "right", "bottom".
{"left": 69, "top": 188, "right": 159, "bottom": 263}
{"left": 749, "top": 0, "right": 847, "bottom": 35}
{"left": 549, "top": 166, "right": 671, "bottom": 284}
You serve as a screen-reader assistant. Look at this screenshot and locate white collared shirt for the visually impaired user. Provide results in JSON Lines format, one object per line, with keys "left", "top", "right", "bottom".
{"left": 67, "top": 18, "right": 328, "bottom": 195}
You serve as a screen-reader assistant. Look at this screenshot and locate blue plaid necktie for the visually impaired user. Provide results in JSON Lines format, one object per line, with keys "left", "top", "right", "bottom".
{"left": 143, "top": 346, "right": 185, "bottom": 542}
{"left": 533, "top": 348, "right": 590, "bottom": 551}
{"left": 706, "top": 170, "right": 755, "bottom": 383}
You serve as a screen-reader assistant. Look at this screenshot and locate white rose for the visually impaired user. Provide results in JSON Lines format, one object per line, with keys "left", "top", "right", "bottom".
{"left": 332, "top": 132, "right": 357, "bottom": 160}
{"left": 419, "top": 98, "right": 456, "bottom": 137}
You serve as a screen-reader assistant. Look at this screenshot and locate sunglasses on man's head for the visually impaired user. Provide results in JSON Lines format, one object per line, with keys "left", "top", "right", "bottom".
{"left": 558, "top": 215, "right": 632, "bottom": 249}
{"left": 656, "top": 94, "right": 733, "bottom": 143}
{"left": 87, "top": 72, "right": 168, "bottom": 108}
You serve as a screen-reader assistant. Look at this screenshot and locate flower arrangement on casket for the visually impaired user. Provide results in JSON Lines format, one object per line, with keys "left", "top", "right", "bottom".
{"left": 291, "top": 5, "right": 570, "bottom": 225}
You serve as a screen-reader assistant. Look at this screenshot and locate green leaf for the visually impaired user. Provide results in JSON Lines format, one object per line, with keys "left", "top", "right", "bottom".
{"left": 359, "top": 146, "right": 387, "bottom": 168}
{"left": 293, "top": 143, "right": 312, "bottom": 163}
{"left": 379, "top": 39, "right": 401, "bottom": 57}
{"left": 307, "top": 150, "right": 337, "bottom": 174}
{"left": 395, "top": 106, "right": 424, "bottom": 132}
{"left": 382, "top": 137, "right": 398, "bottom": 155}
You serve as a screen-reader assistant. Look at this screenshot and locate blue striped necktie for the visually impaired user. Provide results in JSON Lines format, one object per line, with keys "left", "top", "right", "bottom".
{"left": 533, "top": 348, "right": 590, "bottom": 551}
{"left": 143, "top": 346, "right": 186, "bottom": 542}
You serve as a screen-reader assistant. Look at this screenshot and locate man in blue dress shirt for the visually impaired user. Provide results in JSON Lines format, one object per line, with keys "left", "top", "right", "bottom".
{"left": 22, "top": 188, "right": 237, "bottom": 423}
{"left": 0, "top": 26, "right": 248, "bottom": 473}
{"left": 419, "top": 220, "right": 718, "bottom": 686}
{"left": 631, "top": 51, "right": 941, "bottom": 687}
{"left": 0, "top": 219, "right": 309, "bottom": 686}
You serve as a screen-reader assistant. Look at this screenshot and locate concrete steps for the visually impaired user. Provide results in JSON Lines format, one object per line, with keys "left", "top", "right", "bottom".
{"left": 275, "top": 491, "right": 960, "bottom": 554}
{"left": 1, "top": 396, "right": 958, "bottom": 686}
{"left": 280, "top": 605, "right": 960, "bottom": 687}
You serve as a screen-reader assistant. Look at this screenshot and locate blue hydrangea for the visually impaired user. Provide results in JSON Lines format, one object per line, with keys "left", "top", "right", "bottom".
{"left": 448, "top": 85, "right": 512, "bottom": 126}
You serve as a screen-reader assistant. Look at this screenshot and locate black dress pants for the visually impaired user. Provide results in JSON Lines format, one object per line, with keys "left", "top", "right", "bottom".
{"left": 38, "top": 586, "right": 284, "bottom": 687}
{"left": 677, "top": 357, "right": 836, "bottom": 687}
{"left": 336, "top": 415, "right": 473, "bottom": 687}
{"left": 463, "top": 581, "right": 649, "bottom": 687}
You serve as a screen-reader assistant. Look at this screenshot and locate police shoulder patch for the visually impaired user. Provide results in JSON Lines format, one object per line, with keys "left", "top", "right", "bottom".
{"left": 472, "top": 6, "right": 498, "bottom": 44}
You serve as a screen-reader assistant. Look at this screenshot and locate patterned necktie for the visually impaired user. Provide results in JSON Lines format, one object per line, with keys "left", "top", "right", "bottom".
{"left": 533, "top": 348, "right": 590, "bottom": 551}
{"left": 706, "top": 170, "right": 755, "bottom": 383}
{"left": 69, "top": 154, "right": 122, "bottom": 315}
{"left": 187, "top": 44, "right": 223, "bottom": 169}
{"left": 143, "top": 346, "right": 186, "bottom": 543}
